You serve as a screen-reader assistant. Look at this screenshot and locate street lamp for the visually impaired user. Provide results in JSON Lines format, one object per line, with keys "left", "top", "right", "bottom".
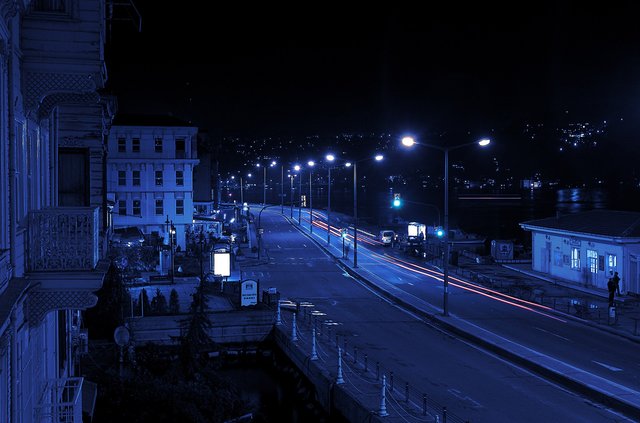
{"left": 294, "top": 164, "right": 302, "bottom": 224}
{"left": 401, "top": 135, "right": 491, "bottom": 316}
{"left": 308, "top": 160, "right": 315, "bottom": 234}
{"left": 256, "top": 161, "right": 277, "bottom": 205}
{"left": 170, "top": 222, "right": 176, "bottom": 284}
{"left": 346, "top": 154, "right": 384, "bottom": 268}
{"left": 325, "top": 154, "right": 335, "bottom": 245}
{"left": 289, "top": 171, "right": 295, "bottom": 219}
{"left": 281, "top": 164, "right": 284, "bottom": 214}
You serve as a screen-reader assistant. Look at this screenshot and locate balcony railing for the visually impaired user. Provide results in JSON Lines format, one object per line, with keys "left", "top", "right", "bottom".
{"left": 28, "top": 207, "right": 99, "bottom": 272}
{"left": 36, "top": 377, "right": 84, "bottom": 423}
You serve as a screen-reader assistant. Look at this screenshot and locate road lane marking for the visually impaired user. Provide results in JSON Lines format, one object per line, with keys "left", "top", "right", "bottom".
{"left": 448, "top": 388, "right": 483, "bottom": 408}
{"left": 534, "top": 327, "right": 572, "bottom": 342}
{"left": 592, "top": 360, "right": 623, "bottom": 372}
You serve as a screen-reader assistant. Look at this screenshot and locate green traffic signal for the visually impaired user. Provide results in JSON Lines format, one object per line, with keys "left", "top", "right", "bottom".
{"left": 436, "top": 227, "right": 444, "bottom": 237}
{"left": 393, "top": 198, "right": 401, "bottom": 207}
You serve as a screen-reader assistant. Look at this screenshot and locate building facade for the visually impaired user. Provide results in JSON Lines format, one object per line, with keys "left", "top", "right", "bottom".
{"left": 107, "top": 119, "right": 199, "bottom": 249}
{"left": 520, "top": 210, "right": 640, "bottom": 295}
{"left": 0, "top": 0, "right": 113, "bottom": 421}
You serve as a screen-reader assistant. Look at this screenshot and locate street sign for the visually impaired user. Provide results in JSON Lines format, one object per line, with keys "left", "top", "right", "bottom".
{"left": 241, "top": 279, "right": 258, "bottom": 306}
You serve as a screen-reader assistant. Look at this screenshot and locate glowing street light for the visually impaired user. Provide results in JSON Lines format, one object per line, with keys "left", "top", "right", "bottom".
{"left": 401, "top": 135, "right": 491, "bottom": 316}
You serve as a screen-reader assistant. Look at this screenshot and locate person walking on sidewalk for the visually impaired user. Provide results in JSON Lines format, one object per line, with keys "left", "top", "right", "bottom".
{"left": 612, "top": 271, "right": 621, "bottom": 295}
{"left": 607, "top": 276, "right": 616, "bottom": 307}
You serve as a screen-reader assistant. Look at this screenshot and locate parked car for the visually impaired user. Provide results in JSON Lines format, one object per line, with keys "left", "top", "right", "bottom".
{"left": 378, "top": 230, "right": 395, "bottom": 247}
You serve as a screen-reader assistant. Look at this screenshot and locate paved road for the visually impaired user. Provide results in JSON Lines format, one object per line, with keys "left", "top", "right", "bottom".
{"left": 241, "top": 208, "right": 633, "bottom": 422}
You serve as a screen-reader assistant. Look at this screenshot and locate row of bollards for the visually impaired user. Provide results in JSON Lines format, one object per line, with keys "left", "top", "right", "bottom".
{"left": 280, "top": 305, "right": 461, "bottom": 421}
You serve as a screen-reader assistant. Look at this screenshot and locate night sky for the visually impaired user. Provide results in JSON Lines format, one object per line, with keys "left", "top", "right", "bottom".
{"left": 107, "top": 2, "right": 640, "bottom": 143}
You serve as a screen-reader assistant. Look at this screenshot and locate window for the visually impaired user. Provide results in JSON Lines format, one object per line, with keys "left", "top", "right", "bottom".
{"left": 32, "top": 0, "right": 66, "bottom": 12}
{"left": 132, "top": 138, "right": 140, "bottom": 153}
{"left": 155, "top": 171, "right": 163, "bottom": 186}
{"left": 118, "top": 200, "right": 126, "bottom": 216}
{"left": 587, "top": 249, "right": 598, "bottom": 273}
{"left": 155, "top": 199, "right": 163, "bottom": 215}
{"left": 176, "top": 170, "right": 184, "bottom": 186}
{"left": 133, "top": 200, "right": 141, "bottom": 216}
{"left": 176, "top": 199, "right": 184, "bottom": 215}
{"left": 607, "top": 254, "right": 617, "bottom": 273}
{"left": 176, "top": 138, "right": 186, "bottom": 158}
{"left": 155, "top": 137, "right": 163, "bottom": 153}
{"left": 571, "top": 247, "right": 580, "bottom": 270}
{"left": 118, "top": 170, "right": 126, "bottom": 186}
{"left": 132, "top": 170, "right": 140, "bottom": 186}
{"left": 117, "top": 137, "right": 126, "bottom": 153}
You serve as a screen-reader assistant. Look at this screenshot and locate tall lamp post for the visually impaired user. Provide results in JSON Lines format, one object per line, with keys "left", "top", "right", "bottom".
{"left": 281, "top": 164, "right": 284, "bottom": 214}
{"left": 401, "top": 136, "right": 491, "bottom": 316}
{"left": 346, "top": 154, "right": 384, "bottom": 268}
{"left": 325, "top": 154, "right": 335, "bottom": 245}
{"left": 308, "top": 160, "right": 315, "bottom": 233}
{"left": 294, "top": 164, "right": 303, "bottom": 224}
{"left": 289, "top": 171, "right": 295, "bottom": 219}
{"left": 170, "top": 222, "right": 176, "bottom": 284}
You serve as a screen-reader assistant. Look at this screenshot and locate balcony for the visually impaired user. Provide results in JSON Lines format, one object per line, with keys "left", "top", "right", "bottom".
{"left": 36, "top": 377, "right": 84, "bottom": 423}
{"left": 21, "top": 0, "right": 107, "bottom": 116}
{"left": 28, "top": 207, "right": 99, "bottom": 272}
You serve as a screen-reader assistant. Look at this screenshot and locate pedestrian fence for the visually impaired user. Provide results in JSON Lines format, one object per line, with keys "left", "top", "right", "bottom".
{"left": 430, "top": 259, "right": 640, "bottom": 335}
{"left": 276, "top": 304, "right": 471, "bottom": 423}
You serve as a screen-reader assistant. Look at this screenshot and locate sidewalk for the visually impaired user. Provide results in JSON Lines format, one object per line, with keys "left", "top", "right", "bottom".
{"left": 450, "top": 255, "right": 640, "bottom": 340}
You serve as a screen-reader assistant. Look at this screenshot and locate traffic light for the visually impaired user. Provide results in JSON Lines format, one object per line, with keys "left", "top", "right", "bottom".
{"left": 435, "top": 226, "right": 444, "bottom": 238}
{"left": 392, "top": 193, "right": 402, "bottom": 208}
{"left": 341, "top": 228, "right": 348, "bottom": 238}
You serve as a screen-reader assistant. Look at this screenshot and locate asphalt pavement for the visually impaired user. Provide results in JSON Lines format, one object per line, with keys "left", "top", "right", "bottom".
{"left": 243, "top": 206, "right": 640, "bottom": 420}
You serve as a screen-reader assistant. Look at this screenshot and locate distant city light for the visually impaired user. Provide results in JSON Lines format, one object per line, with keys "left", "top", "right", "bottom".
{"left": 375, "top": 154, "right": 383, "bottom": 161}
{"left": 478, "top": 139, "right": 491, "bottom": 146}
{"left": 294, "top": 164, "right": 301, "bottom": 171}
{"left": 308, "top": 160, "right": 315, "bottom": 167}
{"left": 326, "top": 154, "right": 335, "bottom": 162}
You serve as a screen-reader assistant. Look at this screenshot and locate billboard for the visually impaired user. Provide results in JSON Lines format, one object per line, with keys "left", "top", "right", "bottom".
{"left": 211, "top": 252, "right": 231, "bottom": 277}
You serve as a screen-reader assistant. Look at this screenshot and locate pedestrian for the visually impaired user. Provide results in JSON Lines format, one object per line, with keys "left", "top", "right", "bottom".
{"left": 612, "top": 271, "right": 621, "bottom": 295}
{"left": 607, "top": 276, "right": 616, "bottom": 307}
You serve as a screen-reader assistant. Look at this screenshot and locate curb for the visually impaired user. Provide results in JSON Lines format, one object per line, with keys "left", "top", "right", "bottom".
{"left": 288, "top": 218, "right": 640, "bottom": 420}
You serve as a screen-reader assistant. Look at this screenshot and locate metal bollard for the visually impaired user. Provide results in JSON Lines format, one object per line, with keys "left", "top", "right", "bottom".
{"left": 405, "top": 382, "right": 409, "bottom": 403}
{"left": 344, "top": 338, "right": 347, "bottom": 353}
{"left": 310, "top": 327, "right": 318, "bottom": 361}
{"left": 336, "top": 346, "right": 344, "bottom": 385}
{"left": 292, "top": 313, "right": 298, "bottom": 342}
{"left": 376, "top": 362, "right": 380, "bottom": 380}
{"left": 364, "top": 354, "right": 368, "bottom": 372}
{"left": 443, "top": 406, "right": 447, "bottom": 423}
{"left": 379, "top": 374, "right": 389, "bottom": 417}
{"left": 423, "top": 393, "right": 427, "bottom": 415}
{"left": 390, "top": 372, "right": 394, "bottom": 390}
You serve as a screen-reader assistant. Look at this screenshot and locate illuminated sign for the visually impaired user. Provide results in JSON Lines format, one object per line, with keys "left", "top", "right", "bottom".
{"left": 211, "top": 252, "right": 231, "bottom": 277}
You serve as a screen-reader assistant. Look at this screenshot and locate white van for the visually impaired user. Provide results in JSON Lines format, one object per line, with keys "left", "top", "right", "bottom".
{"left": 378, "top": 230, "right": 395, "bottom": 247}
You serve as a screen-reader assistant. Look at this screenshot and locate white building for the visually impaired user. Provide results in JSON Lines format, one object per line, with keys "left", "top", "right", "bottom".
{"left": 1, "top": 1, "right": 113, "bottom": 421}
{"left": 107, "top": 118, "right": 199, "bottom": 249}
{"left": 520, "top": 210, "right": 640, "bottom": 295}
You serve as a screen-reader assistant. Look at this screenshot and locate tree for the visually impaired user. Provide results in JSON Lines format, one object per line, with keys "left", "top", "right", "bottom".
{"left": 150, "top": 288, "right": 168, "bottom": 315}
{"left": 169, "top": 289, "right": 180, "bottom": 314}
{"left": 139, "top": 288, "right": 150, "bottom": 317}
{"left": 84, "top": 263, "right": 129, "bottom": 339}
{"left": 179, "top": 282, "right": 215, "bottom": 377}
